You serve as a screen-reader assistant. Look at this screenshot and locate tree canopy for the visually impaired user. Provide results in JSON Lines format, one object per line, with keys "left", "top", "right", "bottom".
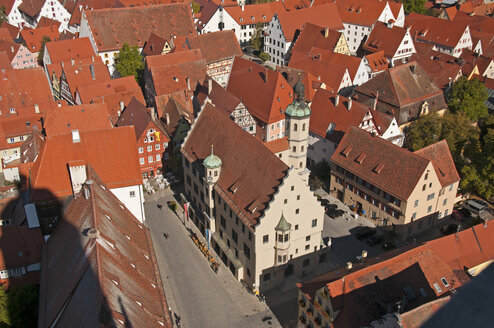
{"left": 402, "top": 0, "right": 427, "bottom": 14}
{"left": 250, "top": 23, "right": 262, "bottom": 52}
{"left": 0, "top": 6, "right": 8, "bottom": 25}
{"left": 37, "top": 36, "right": 51, "bottom": 66}
{"left": 114, "top": 43, "right": 144, "bottom": 84}
{"left": 447, "top": 76, "right": 488, "bottom": 121}
{"left": 0, "top": 285, "right": 39, "bottom": 328}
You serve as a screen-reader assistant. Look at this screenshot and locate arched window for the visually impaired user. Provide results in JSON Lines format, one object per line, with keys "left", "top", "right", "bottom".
{"left": 294, "top": 123, "right": 298, "bottom": 131}
{"left": 302, "top": 123, "right": 306, "bottom": 131}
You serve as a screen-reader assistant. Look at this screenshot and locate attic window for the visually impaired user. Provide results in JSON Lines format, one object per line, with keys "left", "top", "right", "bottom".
{"left": 355, "top": 153, "right": 366, "bottom": 164}
{"left": 341, "top": 147, "right": 352, "bottom": 157}
{"left": 104, "top": 214, "right": 111, "bottom": 221}
{"left": 248, "top": 201, "right": 258, "bottom": 214}
{"left": 240, "top": 17, "right": 243, "bottom": 22}
{"left": 441, "top": 278, "right": 449, "bottom": 287}
{"left": 251, "top": 16, "right": 255, "bottom": 21}
{"left": 373, "top": 163, "right": 385, "bottom": 174}
{"left": 263, "top": 15, "right": 266, "bottom": 19}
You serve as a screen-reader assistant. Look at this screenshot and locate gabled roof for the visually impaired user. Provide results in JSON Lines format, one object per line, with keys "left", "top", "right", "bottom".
{"left": 20, "top": 25, "right": 60, "bottom": 53}
{"left": 29, "top": 126, "right": 142, "bottom": 202}
{"left": 149, "top": 58, "right": 207, "bottom": 96}
{"left": 181, "top": 103, "right": 289, "bottom": 227}
{"left": 406, "top": 13, "right": 469, "bottom": 49}
{"left": 289, "top": 51, "right": 350, "bottom": 91}
{"left": 335, "top": 0, "right": 392, "bottom": 27}
{"left": 310, "top": 88, "right": 371, "bottom": 143}
{"left": 227, "top": 56, "right": 293, "bottom": 124}
{"left": 192, "top": 0, "right": 218, "bottom": 31}
{"left": 61, "top": 58, "right": 111, "bottom": 95}
{"left": 43, "top": 104, "right": 112, "bottom": 136}
{"left": 275, "top": 3, "right": 344, "bottom": 42}
{"left": 172, "top": 30, "right": 242, "bottom": 64}
{"left": 309, "top": 49, "right": 364, "bottom": 81}
{"left": 363, "top": 22, "right": 410, "bottom": 58}
{"left": 355, "top": 61, "right": 446, "bottom": 110}
{"left": 263, "top": 136, "right": 289, "bottom": 154}
{"left": 38, "top": 166, "right": 171, "bottom": 328}
{"left": 452, "top": 10, "right": 494, "bottom": 35}
{"left": 0, "top": 0, "right": 15, "bottom": 14}
{"left": 45, "top": 37, "right": 96, "bottom": 64}
{"left": 414, "top": 140, "right": 460, "bottom": 188}
{"left": 116, "top": 97, "right": 169, "bottom": 142}
{"left": 195, "top": 77, "right": 241, "bottom": 116}
{"left": 17, "top": 0, "right": 44, "bottom": 18}
{"left": 365, "top": 50, "right": 389, "bottom": 73}
{"left": 331, "top": 126, "right": 431, "bottom": 200}
{"left": 0, "top": 40, "right": 19, "bottom": 63}
{"left": 0, "top": 22, "right": 20, "bottom": 39}
{"left": 292, "top": 22, "right": 343, "bottom": 56}
{"left": 224, "top": 2, "right": 279, "bottom": 26}
{"left": 84, "top": 4, "right": 195, "bottom": 52}
{"left": 36, "top": 16, "right": 61, "bottom": 29}
{"left": 141, "top": 32, "right": 168, "bottom": 56}
{"left": 0, "top": 67, "right": 55, "bottom": 113}
{"left": 460, "top": 48, "right": 493, "bottom": 77}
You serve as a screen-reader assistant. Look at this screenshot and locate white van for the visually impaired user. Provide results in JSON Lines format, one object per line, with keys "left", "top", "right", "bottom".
{"left": 463, "top": 200, "right": 487, "bottom": 215}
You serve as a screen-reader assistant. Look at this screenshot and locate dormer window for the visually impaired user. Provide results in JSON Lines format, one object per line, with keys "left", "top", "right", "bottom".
{"left": 240, "top": 17, "right": 243, "bottom": 22}
{"left": 251, "top": 16, "right": 254, "bottom": 21}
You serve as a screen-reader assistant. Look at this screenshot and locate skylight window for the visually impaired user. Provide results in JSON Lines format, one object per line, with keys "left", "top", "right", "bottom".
{"left": 441, "top": 277, "right": 449, "bottom": 287}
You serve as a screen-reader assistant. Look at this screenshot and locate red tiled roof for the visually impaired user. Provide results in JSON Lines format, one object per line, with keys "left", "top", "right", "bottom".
{"left": 335, "top": 0, "right": 392, "bottom": 27}
{"left": 443, "top": 6, "right": 458, "bottom": 20}
{"left": 331, "top": 126, "right": 431, "bottom": 200}
{"left": 17, "top": 0, "right": 44, "bottom": 17}
{"left": 363, "top": 22, "right": 411, "bottom": 59}
{"left": 36, "top": 16, "right": 61, "bottom": 29}
{"left": 29, "top": 126, "right": 142, "bottom": 202}
{"left": 452, "top": 10, "right": 494, "bottom": 35}
{"left": 224, "top": 2, "right": 281, "bottom": 26}
{"left": 0, "top": 67, "right": 55, "bottom": 114}
{"left": 0, "top": 39, "right": 20, "bottom": 63}
{"left": 281, "top": 0, "right": 312, "bottom": 11}
{"left": 0, "top": 0, "right": 15, "bottom": 14}
{"left": 61, "top": 57, "right": 111, "bottom": 96}
{"left": 38, "top": 166, "right": 171, "bottom": 328}
{"left": 275, "top": 3, "right": 344, "bottom": 42}
{"left": 195, "top": 77, "right": 241, "bottom": 116}
{"left": 146, "top": 48, "right": 203, "bottom": 68}
{"left": 44, "top": 37, "right": 96, "bottom": 64}
{"left": 116, "top": 97, "right": 169, "bottom": 142}
{"left": 149, "top": 58, "right": 207, "bottom": 96}
{"left": 0, "top": 51, "right": 10, "bottom": 68}
{"left": 193, "top": 0, "right": 218, "bottom": 31}
{"left": 0, "top": 114, "right": 43, "bottom": 150}
{"left": 406, "top": 13, "right": 469, "bottom": 49}
{"left": 172, "top": 30, "right": 243, "bottom": 64}
{"left": 292, "top": 23, "right": 343, "bottom": 56}
{"left": 141, "top": 32, "right": 168, "bottom": 56}
{"left": 413, "top": 140, "right": 460, "bottom": 188}
{"left": 0, "top": 27, "right": 13, "bottom": 42}
{"left": 43, "top": 104, "right": 112, "bottom": 136}
{"left": 310, "top": 88, "right": 371, "bottom": 143}
{"left": 84, "top": 4, "right": 195, "bottom": 52}
{"left": 460, "top": 48, "right": 493, "bottom": 77}
{"left": 289, "top": 51, "right": 350, "bottom": 91}
{"left": 309, "top": 48, "right": 364, "bottom": 81}
{"left": 365, "top": 50, "right": 389, "bottom": 73}
{"left": 20, "top": 25, "right": 60, "bottom": 53}
{"left": 181, "top": 103, "right": 289, "bottom": 226}
{"left": 263, "top": 136, "right": 289, "bottom": 154}
{"left": 0, "top": 22, "right": 20, "bottom": 39}
{"left": 227, "top": 56, "right": 293, "bottom": 124}
{"left": 116, "top": 0, "right": 185, "bottom": 6}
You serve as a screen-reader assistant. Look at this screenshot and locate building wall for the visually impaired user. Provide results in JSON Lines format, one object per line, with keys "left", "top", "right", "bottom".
{"left": 137, "top": 122, "right": 169, "bottom": 177}
{"left": 380, "top": 117, "right": 405, "bottom": 147}
{"left": 334, "top": 34, "right": 351, "bottom": 56}
{"left": 11, "top": 45, "right": 39, "bottom": 69}
{"left": 390, "top": 29, "right": 416, "bottom": 66}
{"left": 264, "top": 16, "right": 289, "bottom": 66}
{"left": 352, "top": 58, "right": 370, "bottom": 86}
{"left": 343, "top": 23, "right": 372, "bottom": 55}
{"left": 231, "top": 102, "right": 257, "bottom": 135}
{"left": 266, "top": 118, "right": 285, "bottom": 141}
{"left": 207, "top": 57, "right": 234, "bottom": 88}
{"left": 6, "top": 0, "right": 25, "bottom": 28}
{"left": 307, "top": 132, "right": 337, "bottom": 165}
{"left": 201, "top": 8, "right": 239, "bottom": 41}
{"left": 110, "top": 184, "right": 146, "bottom": 223}
{"left": 38, "top": 0, "right": 71, "bottom": 32}
{"left": 298, "top": 286, "right": 334, "bottom": 327}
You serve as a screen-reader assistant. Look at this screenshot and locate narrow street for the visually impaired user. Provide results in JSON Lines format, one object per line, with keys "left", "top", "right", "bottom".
{"left": 144, "top": 189, "right": 280, "bottom": 328}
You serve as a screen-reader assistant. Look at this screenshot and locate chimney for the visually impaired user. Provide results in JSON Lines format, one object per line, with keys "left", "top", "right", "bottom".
{"left": 373, "top": 91, "right": 379, "bottom": 110}
{"left": 34, "top": 104, "right": 39, "bottom": 113}
{"left": 208, "top": 78, "right": 212, "bottom": 95}
{"left": 91, "top": 55, "right": 94, "bottom": 62}
{"left": 186, "top": 77, "right": 190, "bottom": 90}
{"left": 119, "top": 101, "right": 125, "bottom": 111}
{"left": 347, "top": 98, "right": 352, "bottom": 111}
{"left": 410, "top": 63, "right": 416, "bottom": 74}
{"left": 242, "top": 4, "right": 244, "bottom": 11}
{"left": 324, "top": 27, "right": 329, "bottom": 38}
{"left": 263, "top": 69, "right": 268, "bottom": 83}
{"left": 89, "top": 64, "right": 95, "bottom": 80}
{"left": 10, "top": 46, "right": 14, "bottom": 53}
{"left": 151, "top": 107, "right": 156, "bottom": 121}
{"left": 71, "top": 58, "right": 75, "bottom": 66}
{"left": 335, "top": 95, "right": 339, "bottom": 107}
{"left": 72, "top": 130, "right": 81, "bottom": 143}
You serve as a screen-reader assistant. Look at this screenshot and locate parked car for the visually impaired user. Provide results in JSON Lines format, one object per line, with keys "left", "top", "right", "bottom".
{"left": 356, "top": 227, "right": 376, "bottom": 240}
{"left": 463, "top": 199, "right": 487, "bottom": 216}
{"left": 367, "top": 235, "right": 384, "bottom": 246}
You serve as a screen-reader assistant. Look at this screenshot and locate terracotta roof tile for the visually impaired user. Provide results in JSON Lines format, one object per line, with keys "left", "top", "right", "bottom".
{"left": 309, "top": 48, "right": 364, "bottom": 81}
{"left": 17, "top": 0, "right": 44, "bottom": 18}
{"left": 20, "top": 25, "right": 60, "bottom": 53}
{"left": 227, "top": 56, "right": 293, "bottom": 124}
{"left": 413, "top": 140, "right": 460, "bottom": 188}
{"left": 181, "top": 103, "right": 289, "bottom": 226}
{"left": 0, "top": 0, "right": 15, "bottom": 14}
{"left": 275, "top": 3, "right": 343, "bottom": 42}
{"left": 224, "top": 2, "right": 281, "bottom": 26}
{"left": 193, "top": 0, "right": 218, "bottom": 30}
{"left": 263, "top": 136, "right": 289, "bottom": 153}
{"left": 195, "top": 77, "right": 241, "bottom": 116}
{"left": 336, "top": 0, "right": 393, "bottom": 27}
{"left": 45, "top": 37, "right": 96, "bottom": 64}
{"left": 0, "top": 22, "right": 19, "bottom": 39}
{"left": 331, "top": 126, "right": 431, "bottom": 200}
{"left": 0, "top": 51, "right": 10, "bottom": 68}
{"left": 43, "top": 104, "right": 112, "bottom": 136}
{"left": 38, "top": 166, "right": 171, "bottom": 328}
{"left": 149, "top": 58, "right": 207, "bottom": 96}
{"left": 172, "top": 30, "right": 242, "bottom": 64}
{"left": 363, "top": 22, "right": 411, "bottom": 59}
{"left": 116, "top": 97, "right": 169, "bottom": 142}
{"left": 292, "top": 23, "right": 343, "bottom": 56}
{"left": 61, "top": 57, "right": 111, "bottom": 96}
{"left": 365, "top": 50, "right": 389, "bottom": 73}
{"left": 85, "top": 4, "right": 195, "bottom": 52}
{"left": 36, "top": 16, "right": 61, "bottom": 29}
{"left": 141, "top": 32, "right": 168, "bottom": 56}
{"left": 29, "top": 126, "right": 142, "bottom": 202}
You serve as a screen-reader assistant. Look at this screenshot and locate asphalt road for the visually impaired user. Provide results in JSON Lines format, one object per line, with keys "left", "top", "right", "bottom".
{"left": 144, "top": 191, "right": 280, "bottom": 328}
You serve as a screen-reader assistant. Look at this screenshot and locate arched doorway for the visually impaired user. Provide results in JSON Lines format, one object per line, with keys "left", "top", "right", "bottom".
{"left": 284, "top": 263, "right": 294, "bottom": 277}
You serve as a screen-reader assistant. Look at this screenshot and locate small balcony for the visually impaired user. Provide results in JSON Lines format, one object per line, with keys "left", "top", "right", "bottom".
{"left": 298, "top": 299, "right": 306, "bottom": 308}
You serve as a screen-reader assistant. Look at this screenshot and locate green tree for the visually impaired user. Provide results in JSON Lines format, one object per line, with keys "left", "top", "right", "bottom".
{"left": 7, "top": 285, "right": 38, "bottom": 328}
{"left": 0, "top": 286, "right": 11, "bottom": 327}
{"left": 37, "top": 36, "right": 51, "bottom": 66}
{"left": 0, "top": 6, "right": 8, "bottom": 25}
{"left": 448, "top": 76, "right": 488, "bottom": 121}
{"left": 191, "top": 0, "right": 201, "bottom": 13}
{"left": 114, "top": 43, "right": 144, "bottom": 84}
{"left": 259, "top": 52, "right": 270, "bottom": 62}
{"left": 250, "top": 23, "right": 262, "bottom": 52}
{"left": 403, "top": 0, "right": 427, "bottom": 14}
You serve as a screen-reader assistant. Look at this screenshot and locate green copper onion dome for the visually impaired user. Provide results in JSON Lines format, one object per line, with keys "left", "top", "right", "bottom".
{"left": 203, "top": 145, "right": 222, "bottom": 169}
{"left": 285, "top": 78, "right": 311, "bottom": 117}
